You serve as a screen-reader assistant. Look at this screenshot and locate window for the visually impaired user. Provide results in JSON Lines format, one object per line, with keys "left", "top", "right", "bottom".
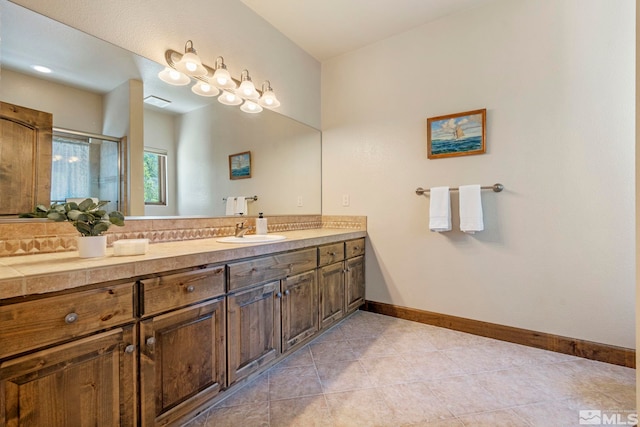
{"left": 144, "top": 150, "right": 167, "bottom": 205}
{"left": 51, "top": 129, "right": 121, "bottom": 212}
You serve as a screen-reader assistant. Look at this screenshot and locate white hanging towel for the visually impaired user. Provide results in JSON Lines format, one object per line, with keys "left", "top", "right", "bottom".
{"left": 459, "top": 185, "right": 484, "bottom": 234}
{"left": 235, "top": 196, "right": 247, "bottom": 215}
{"left": 429, "top": 187, "right": 451, "bottom": 232}
{"left": 225, "top": 197, "right": 236, "bottom": 216}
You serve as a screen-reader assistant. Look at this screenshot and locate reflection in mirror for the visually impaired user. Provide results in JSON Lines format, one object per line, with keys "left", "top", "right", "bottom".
{"left": 0, "top": 0, "right": 321, "bottom": 218}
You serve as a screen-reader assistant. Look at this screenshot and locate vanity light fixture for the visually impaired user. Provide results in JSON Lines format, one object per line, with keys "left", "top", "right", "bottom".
{"left": 158, "top": 67, "right": 190, "bottom": 86}
{"left": 258, "top": 81, "right": 281, "bottom": 108}
{"left": 212, "top": 57, "right": 237, "bottom": 90}
{"left": 191, "top": 80, "right": 220, "bottom": 97}
{"left": 218, "top": 90, "right": 242, "bottom": 106}
{"left": 240, "top": 100, "right": 263, "bottom": 114}
{"left": 238, "top": 70, "right": 259, "bottom": 100}
{"left": 173, "top": 40, "right": 207, "bottom": 77}
{"left": 158, "top": 40, "right": 281, "bottom": 112}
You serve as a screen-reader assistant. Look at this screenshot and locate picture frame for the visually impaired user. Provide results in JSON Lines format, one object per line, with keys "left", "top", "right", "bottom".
{"left": 229, "top": 151, "right": 251, "bottom": 180}
{"left": 427, "top": 109, "right": 486, "bottom": 159}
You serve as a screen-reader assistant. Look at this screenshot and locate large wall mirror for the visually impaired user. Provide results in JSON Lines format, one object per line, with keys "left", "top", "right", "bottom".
{"left": 0, "top": 0, "right": 321, "bottom": 218}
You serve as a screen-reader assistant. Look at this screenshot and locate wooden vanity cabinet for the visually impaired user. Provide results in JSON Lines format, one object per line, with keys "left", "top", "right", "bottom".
{"left": 318, "top": 244, "right": 346, "bottom": 330}
{"left": 0, "top": 235, "right": 365, "bottom": 426}
{"left": 138, "top": 266, "right": 226, "bottom": 427}
{"left": 281, "top": 270, "right": 318, "bottom": 352}
{"left": 318, "top": 238, "right": 366, "bottom": 329}
{"left": 345, "top": 239, "right": 366, "bottom": 314}
{"left": 0, "top": 282, "right": 137, "bottom": 427}
{"left": 226, "top": 248, "right": 318, "bottom": 385}
{"left": 227, "top": 280, "right": 281, "bottom": 385}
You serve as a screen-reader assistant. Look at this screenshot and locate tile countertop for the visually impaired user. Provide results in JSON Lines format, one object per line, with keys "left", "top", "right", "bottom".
{"left": 0, "top": 229, "right": 367, "bottom": 299}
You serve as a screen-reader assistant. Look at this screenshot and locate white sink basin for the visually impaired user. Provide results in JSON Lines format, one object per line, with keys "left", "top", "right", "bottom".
{"left": 217, "top": 234, "right": 287, "bottom": 244}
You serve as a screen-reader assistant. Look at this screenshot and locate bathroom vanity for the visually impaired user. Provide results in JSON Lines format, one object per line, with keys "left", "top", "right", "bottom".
{"left": 0, "top": 228, "right": 365, "bottom": 426}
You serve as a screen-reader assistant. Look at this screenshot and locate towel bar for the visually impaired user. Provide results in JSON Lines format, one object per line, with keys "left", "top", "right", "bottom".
{"left": 222, "top": 195, "right": 258, "bottom": 201}
{"left": 415, "top": 183, "right": 503, "bottom": 195}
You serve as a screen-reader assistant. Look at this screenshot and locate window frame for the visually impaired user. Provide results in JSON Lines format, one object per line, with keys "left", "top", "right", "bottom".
{"left": 143, "top": 148, "right": 168, "bottom": 206}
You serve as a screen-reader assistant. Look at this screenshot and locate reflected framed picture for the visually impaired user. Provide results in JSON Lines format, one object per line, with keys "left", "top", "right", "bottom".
{"left": 229, "top": 151, "right": 251, "bottom": 180}
{"left": 427, "top": 109, "right": 486, "bottom": 159}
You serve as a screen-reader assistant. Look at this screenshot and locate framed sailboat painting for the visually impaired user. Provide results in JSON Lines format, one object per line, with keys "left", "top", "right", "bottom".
{"left": 229, "top": 151, "right": 252, "bottom": 179}
{"left": 427, "top": 109, "right": 486, "bottom": 159}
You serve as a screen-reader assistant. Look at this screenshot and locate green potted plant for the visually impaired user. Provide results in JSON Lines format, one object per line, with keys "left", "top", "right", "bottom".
{"left": 21, "top": 198, "right": 125, "bottom": 257}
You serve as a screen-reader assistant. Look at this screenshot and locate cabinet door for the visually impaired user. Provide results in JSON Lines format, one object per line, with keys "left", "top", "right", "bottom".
{"left": 0, "top": 101, "right": 52, "bottom": 215}
{"left": 0, "top": 325, "right": 136, "bottom": 427}
{"left": 345, "top": 255, "right": 366, "bottom": 313}
{"left": 282, "top": 270, "right": 318, "bottom": 352}
{"left": 318, "top": 262, "right": 345, "bottom": 330}
{"left": 139, "top": 297, "right": 226, "bottom": 427}
{"left": 227, "top": 281, "right": 280, "bottom": 386}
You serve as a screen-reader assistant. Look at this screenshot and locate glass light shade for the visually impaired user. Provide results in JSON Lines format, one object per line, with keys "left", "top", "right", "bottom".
{"left": 213, "top": 68, "right": 236, "bottom": 90}
{"left": 258, "top": 89, "right": 281, "bottom": 108}
{"left": 240, "top": 100, "right": 263, "bottom": 114}
{"left": 158, "top": 67, "right": 190, "bottom": 86}
{"left": 175, "top": 51, "right": 207, "bottom": 77}
{"left": 238, "top": 80, "right": 259, "bottom": 100}
{"left": 218, "top": 90, "right": 242, "bottom": 106}
{"left": 191, "top": 81, "right": 220, "bottom": 97}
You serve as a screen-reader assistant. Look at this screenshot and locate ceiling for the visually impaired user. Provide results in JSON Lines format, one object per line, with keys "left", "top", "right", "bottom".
{"left": 1, "top": 0, "right": 495, "bottom": 115}
{"left": 240, "top": 0, "right": 495, "bottom": 61}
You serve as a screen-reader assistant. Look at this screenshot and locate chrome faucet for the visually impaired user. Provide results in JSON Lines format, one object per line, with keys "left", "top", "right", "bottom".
{"left": 235, "top": 221, "right": 253, "bottom": 237}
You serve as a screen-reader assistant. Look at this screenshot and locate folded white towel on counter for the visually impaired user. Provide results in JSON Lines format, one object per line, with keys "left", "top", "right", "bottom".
{"left": 459, "top": 185, "right": 484, "bottom": 233}
{"left": 235, "top": 196, "right": 247, "bottom": 215}
{"left": 429, "top": 187, "right": 451, "bottom": 232}
{"left": 225, "top": 197, "right": 236, "bottom": 216}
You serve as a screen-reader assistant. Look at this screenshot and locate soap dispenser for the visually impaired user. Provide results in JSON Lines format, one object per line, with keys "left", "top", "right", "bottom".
{"left": 256, "top": 212, "right": 268, "bottom": 235}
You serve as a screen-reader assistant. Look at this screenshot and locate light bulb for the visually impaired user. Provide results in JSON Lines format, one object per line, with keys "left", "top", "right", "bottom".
{"left": 241, "top": 100, "right": 263, "bottom": 113}
{"left": 218, "top": 90, "right": 242, "bottom": 106}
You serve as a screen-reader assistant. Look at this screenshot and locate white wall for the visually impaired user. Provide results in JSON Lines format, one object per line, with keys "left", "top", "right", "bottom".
{"left": 10, "top": 0, "right": 321, "bottom": 128}
{"left": 322, "top": 0, "right": 635, "bottom": 348}
{"left": 1, "top": 69, "right": 103, "bottom": 133}
{"left": 144, "top": 108, "right": 178, "bottom": 216}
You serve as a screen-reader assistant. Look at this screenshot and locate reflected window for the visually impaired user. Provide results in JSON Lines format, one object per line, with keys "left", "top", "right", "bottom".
{"left": 51, "top": 130, "right": 121, "bottom": 212}
{"left": 144, "top": 149, "right": 167, "bottom": 205}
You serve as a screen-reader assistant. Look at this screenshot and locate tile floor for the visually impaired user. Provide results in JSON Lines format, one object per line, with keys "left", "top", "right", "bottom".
{"left": 183, "top": 311, "right": 636, "bottom": 427}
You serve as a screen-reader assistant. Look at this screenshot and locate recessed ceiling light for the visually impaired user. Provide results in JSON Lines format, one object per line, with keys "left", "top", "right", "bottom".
{"left": 143, "top": 95, "right": 172, "bottom": 108}
{"left": 32, "top": 65, "right": 52, "bottom": 73}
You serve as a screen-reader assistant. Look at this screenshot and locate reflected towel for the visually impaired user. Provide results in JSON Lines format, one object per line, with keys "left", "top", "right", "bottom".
{"left": 235, "top": 196, "right": 247, "bottom": 215}
{"left": 225, "top": 197, "right": 236, "bottom": 216}
{"left": 429, "top": 187, "right": 451, "bottom": 232}
{"left": 459, "top": 185, "right": 484, "bottom": 234}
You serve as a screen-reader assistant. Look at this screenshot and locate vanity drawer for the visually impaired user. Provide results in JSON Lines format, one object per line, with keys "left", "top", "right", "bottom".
{"left": 318, "top": 243, "right": 345, "bottom": 266}
{"left": 0, "top": 282, "right": 135, "bottom": 359}
{"left": 346, "top": 238, "right": 365, "bottom": 258}
{"left": 228, "top": 248, "right": 317, "bottom": 291}
{"left": 140, "top": 265, "right": 225, "bottom": 317}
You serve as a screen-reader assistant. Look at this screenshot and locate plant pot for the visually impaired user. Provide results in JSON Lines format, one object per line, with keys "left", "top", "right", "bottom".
{"left": 76, "top": 235, "right": 107, "bottom": 258}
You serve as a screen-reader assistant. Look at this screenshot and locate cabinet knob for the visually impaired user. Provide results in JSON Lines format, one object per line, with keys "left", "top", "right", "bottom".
{"left": 276, "top": 292, "right": 282, "bottom": 298}
{"left": 186, "top": 285, "right": 195, "bottom": 293}
{"left": 329, "top": 252, "right": 336, "bottom": 256}
{"left": 124, "top": 344, "right": 136, "bottom": 354}
{"left": 146, "top": 337, "right": 156, "bottom": 347}
{"left": 284, "top": 289, "right": 290, "bottom": 296}
{"left": 64, "top": 312, "right": 79, "bottom": 324}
